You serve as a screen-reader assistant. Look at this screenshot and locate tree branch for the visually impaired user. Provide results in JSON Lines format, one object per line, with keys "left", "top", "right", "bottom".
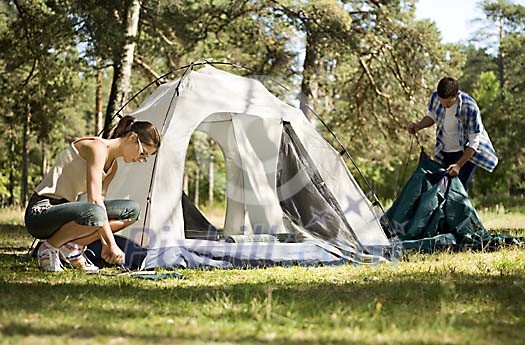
{"left": 359, "top": 56, "right": 404, "bottom": 128}
{"left": 134, "top": 55, "right": 161, "bottom": 80}
{"left": 382, "top": 45, "right": 413, "bottom": 98}
{"left": 157, "top": 28, "right": 177, "bottom": 46}
{"left": 20, "top": 58, "right": 37, "bottom": 88}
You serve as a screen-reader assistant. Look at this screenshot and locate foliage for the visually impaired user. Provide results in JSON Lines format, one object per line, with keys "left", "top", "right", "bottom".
{"left": 0, "top": 0, "right": 523, "bottom": 206}
{"left": 0, "top": 0, "right": 87, "bottom": 203}
{"left": 457, "top": 46, "right": 499, "bottom": 94}
{"left": 463, "top": 0, "right": 525, "bottom": 198}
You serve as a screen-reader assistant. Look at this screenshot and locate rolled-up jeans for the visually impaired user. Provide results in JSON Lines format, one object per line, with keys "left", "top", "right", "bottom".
{"left": 24, "top": 192, "right": 140, "bottom": 239}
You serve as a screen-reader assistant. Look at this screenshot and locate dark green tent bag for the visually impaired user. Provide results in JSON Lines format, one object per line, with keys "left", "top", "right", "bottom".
{"left": 383, "top": 151, "right": 519, "bottom": 252}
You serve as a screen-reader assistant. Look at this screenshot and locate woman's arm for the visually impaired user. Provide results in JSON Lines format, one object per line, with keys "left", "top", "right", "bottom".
{"left": 83, "top": 140, "right": 107, "bottom": 206}
{"left": 102, "top": 161, "right": 118, "bottom": 198}
{"left": 79, "top": 140, "right": 123, "bottom": 264}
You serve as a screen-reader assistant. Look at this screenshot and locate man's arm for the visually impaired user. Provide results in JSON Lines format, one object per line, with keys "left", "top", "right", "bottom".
{"left": 408, "top": 115, "right": 435, "bottom": 134}
{"left": 447, "top": 147, "right": 476, "bottom": 176}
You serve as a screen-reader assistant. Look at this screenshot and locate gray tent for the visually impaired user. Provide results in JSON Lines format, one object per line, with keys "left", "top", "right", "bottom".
{"left": 104, "top": 65, "right": 392, "bottom": 268}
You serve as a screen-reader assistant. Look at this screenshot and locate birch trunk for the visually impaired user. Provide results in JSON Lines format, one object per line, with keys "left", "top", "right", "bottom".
{"left": 40, "top": 140, "right": 47, "bottom": 178}
{"left": 208, "top": 154, "right": 214, "bottom": 208}
{"left": 300, "top": 30, "right": 320, "bottom": 127}
{"left": 95, "top": 63, "right": 104, "bottom": 135}
{"left": 183, "top": 173, "right": 189, "bottom": 195}
{"left": 194, "top": 168, "right": 200, "bottom": 207}
{"left": 103, "top": 0, "right": 142, "bottom": 137}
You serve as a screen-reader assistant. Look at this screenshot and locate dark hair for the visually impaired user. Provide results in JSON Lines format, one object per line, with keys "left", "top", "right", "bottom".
{"left": 110, "top": 115, "right": 161, "bottom": 151}
{"left": 437, "top": 77, "right": 459, "bottom": 99}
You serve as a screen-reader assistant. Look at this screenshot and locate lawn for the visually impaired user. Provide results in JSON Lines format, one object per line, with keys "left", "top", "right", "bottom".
{"left": 0, "top": 208, "right": 523, "bottom": 345}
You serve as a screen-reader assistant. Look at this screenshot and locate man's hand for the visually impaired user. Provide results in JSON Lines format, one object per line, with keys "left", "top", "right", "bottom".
{"left": 101, "top": 243, "right": 125, "bottom": 265}
{"left": 408, "top": 122, "right": 420, "bottom": 134}
{"left": 447, "top": 163, "right": 461, "bottom": 177}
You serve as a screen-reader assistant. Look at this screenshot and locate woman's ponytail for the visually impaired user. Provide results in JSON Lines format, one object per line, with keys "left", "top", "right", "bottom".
{"left": 110, "top": 115, "right": 136, "bottom": 139}
{"left": 109, "top": 115, "right": 161, "bottom": 151}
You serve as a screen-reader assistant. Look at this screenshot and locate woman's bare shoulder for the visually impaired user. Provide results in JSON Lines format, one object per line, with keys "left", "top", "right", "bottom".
{"left": 74, "top": 137, "right": 107, "bottom": 161}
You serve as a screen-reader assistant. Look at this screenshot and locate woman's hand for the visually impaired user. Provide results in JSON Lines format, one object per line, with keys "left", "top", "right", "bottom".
{"left": 101, "top": 243, "right": 125, "bottom": 265}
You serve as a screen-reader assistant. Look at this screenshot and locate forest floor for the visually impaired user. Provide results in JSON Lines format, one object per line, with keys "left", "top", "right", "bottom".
{"left": 0, "top": 207, "right": 523, "bottom": 345}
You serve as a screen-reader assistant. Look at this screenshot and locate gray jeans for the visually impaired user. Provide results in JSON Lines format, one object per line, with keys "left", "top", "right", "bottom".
{"left": 24, "top": 192, "right": 140, "bottom": 239}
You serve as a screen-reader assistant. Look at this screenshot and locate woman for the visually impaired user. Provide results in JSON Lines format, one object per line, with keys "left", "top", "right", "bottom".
{"left": 24, "top": 116, "right": 161, "bottom": 272}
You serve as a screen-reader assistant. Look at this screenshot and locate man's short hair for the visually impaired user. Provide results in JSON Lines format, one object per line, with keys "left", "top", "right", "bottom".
{"left": 437, "top": 77, "right": 459, "bottom": 99}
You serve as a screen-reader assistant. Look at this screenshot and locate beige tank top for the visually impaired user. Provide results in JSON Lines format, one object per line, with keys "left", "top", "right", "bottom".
{"left": 34, "top": 137, "right": 115, "bottom": 201}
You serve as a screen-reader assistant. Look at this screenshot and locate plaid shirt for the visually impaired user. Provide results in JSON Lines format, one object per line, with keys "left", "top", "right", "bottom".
{"left": 427, "top": 90, "right": 498, "bottom": 172}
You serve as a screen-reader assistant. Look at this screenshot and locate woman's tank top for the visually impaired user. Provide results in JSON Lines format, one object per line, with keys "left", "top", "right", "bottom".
{"left": 34, "top": 137, "right": 114, "bottom": 201}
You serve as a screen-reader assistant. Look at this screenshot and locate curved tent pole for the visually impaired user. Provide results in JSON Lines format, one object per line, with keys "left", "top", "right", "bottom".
{"left": 139, "top": 60, "right": 198, "bottom": 246}
{"left": 106, "top": 60, "right": 393, "bottom": 242}
{"left": 98, "top": 60, "right": 251, "bottom": 136}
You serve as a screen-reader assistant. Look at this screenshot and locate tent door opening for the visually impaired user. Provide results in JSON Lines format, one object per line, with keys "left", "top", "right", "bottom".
{"left": 182, "top": 125, "right": 225, "bottom": 240}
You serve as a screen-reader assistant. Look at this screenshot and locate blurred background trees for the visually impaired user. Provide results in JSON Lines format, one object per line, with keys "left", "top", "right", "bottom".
{"left": 0, "top": 0, "right": 523, "bottom": 208}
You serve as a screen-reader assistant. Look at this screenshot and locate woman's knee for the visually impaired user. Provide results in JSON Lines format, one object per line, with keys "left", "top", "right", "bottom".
{"left": 77, "top": 204, "right": 108, "bottom": 227}
{"left": 106, "top": 199, "right": 141, "bottom": 222}
{"left": 123, "top": 200, "right": 141, "bottom": 221}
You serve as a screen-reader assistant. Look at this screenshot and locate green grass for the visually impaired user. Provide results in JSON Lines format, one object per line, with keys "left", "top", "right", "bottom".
{"left": 0, "top": 208, "right": 524, "bottom": 345}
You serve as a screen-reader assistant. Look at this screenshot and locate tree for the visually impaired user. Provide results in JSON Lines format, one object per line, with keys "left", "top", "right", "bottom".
{"left": 265, "top": 0, "right": 465, "bottom": 198}
{"left": 103, "top": 0, "right": 142, "bottom": 137}
{"left": 479, "top": 0, "right": 525, "bottom": 88}
{"left": 0, "top": 0, "right": 79, "bottom": 205}
{"left": 464, "top": 0, "right": 525, "bottom": 198}
{"left": 457, "top": 46, "right": 498, "bottom": 94}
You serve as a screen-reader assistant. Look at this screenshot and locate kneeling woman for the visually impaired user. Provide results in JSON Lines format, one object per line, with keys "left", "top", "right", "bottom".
{"left": 25, "top": 116, "right": 161, "bottom": 272}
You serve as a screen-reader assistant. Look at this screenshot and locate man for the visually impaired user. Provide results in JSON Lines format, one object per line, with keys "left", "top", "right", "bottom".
{"left": 408, "top": 77, "right": 498, "bottom": 191}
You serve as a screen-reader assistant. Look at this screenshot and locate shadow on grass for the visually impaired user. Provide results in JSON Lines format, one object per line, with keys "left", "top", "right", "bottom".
{"left": 0, "top": 223, "right": 33, "bottom": 255}
{"left": 0, "top": 259, "right": 523, "bottom": 345}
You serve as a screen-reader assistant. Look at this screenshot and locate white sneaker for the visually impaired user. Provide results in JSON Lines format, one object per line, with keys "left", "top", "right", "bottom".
{"left": 37, "top": 241, "right": 64, "bottom": 272}
{"left": 59, "top": 242, "right": 100, "bottom": 273}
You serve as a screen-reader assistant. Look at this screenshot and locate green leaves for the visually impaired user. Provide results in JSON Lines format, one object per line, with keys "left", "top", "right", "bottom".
{"left": 463, "top": 1, "right": 525, "bottom": 197}
{"left": 0, "top": 0, "right": 523, "bottom": 205}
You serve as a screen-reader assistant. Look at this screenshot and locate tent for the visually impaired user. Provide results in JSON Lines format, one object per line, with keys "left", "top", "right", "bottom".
{"left": 102, "top": 64, "right": 392, "bottom": 268}
{"left": 383, "top": 151, "right": 521, "bottom": 252}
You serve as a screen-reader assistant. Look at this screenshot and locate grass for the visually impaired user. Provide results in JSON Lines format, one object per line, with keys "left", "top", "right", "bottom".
{"left": 0, "top": 208, "right": 524, "bottom": 344}
{"left": 478, "top": 210, "right": 525, "bottom": 234}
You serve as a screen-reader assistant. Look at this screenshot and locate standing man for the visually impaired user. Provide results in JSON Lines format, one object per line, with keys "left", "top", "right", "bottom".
{"left": 408, "top": 77, "right": 498, "bottom": 191}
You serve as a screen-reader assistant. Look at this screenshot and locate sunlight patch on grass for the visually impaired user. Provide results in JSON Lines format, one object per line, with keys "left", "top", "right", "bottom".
{"left": 0, "top": 207, "right": 24, "bottom": 226}
{"left": 478, "top": 210, "right": 525, "bottom": 232}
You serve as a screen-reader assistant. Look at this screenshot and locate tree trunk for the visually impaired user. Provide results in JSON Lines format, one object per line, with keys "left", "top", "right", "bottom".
{"left": 8, "top": 133, "right": 15, "bottom": 206}
{"left": 183, "top": 173, "right": 189, "bottom": 195}
{"left": 95, "top": 64, "right": 104, "bottom": 136}
{"left": 103, "top": 0, "right": 142, "bottom": 138}
{"left": 300, "top": 29, "right": 320, "bottom": 127}
{"left": 208, "top": 154, "right": 214, "bottom": 208}
{"left": 194, "top": 168, "right": 200, "bottom": 207}
{"left": 497, "top": 16, "right": 505, "bottom": 89}
{"left": 40, "top": 139, "right": 47, "bottom": 178}
{"left": 21, "top": 102, "right": 31, "bottom": 206}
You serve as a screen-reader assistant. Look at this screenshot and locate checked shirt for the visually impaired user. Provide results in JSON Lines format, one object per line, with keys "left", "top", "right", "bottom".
{"left": 426, "top": 91, "right": 498, "bottom": 172}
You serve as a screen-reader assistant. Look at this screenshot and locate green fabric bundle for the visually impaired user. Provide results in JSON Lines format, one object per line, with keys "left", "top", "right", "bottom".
{"left": 384, "top": 151, "right": 512, "bottom": 252}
